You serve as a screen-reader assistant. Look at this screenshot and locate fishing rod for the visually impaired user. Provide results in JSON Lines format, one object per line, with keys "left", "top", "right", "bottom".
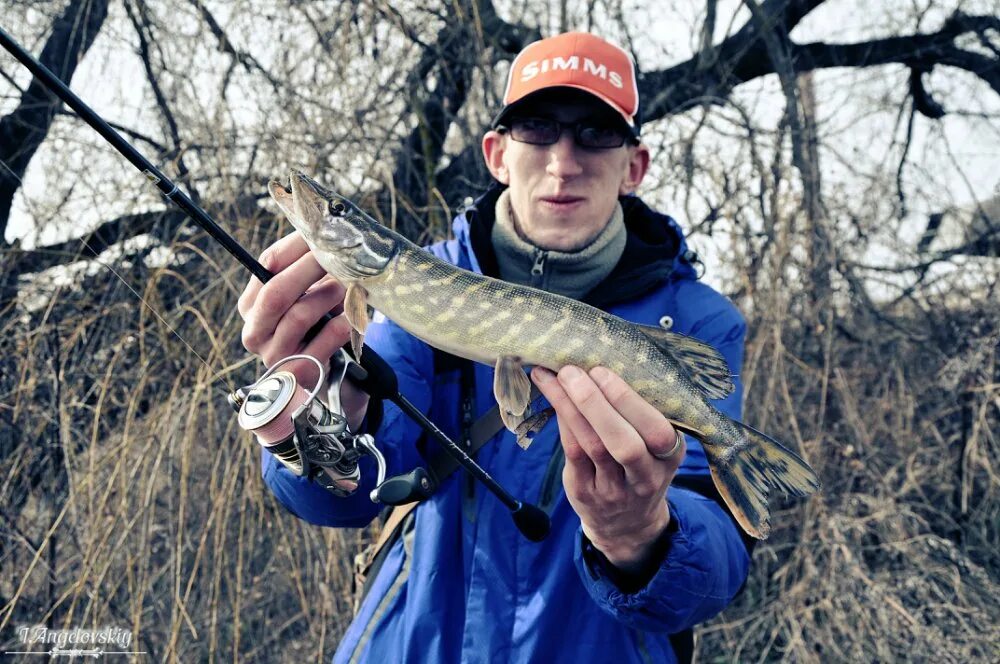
{"left": 0, "top": 26, "right": 549, "bottom": 541}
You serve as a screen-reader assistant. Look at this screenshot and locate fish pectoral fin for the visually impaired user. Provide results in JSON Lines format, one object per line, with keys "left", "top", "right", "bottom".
{"left": 494, "top": 355, "right": 532, "bottom": 434}
{"left": 667, "top": 418, "right": 706, "bottom": 439}
{"left": 636, "top": 324, "right": 735, "bottom": 400}
{"left": 344, "top": 283, "right": 370, "bottom": 362}
{"left": 514, "top": 407, "right": 553, "bottom": 450}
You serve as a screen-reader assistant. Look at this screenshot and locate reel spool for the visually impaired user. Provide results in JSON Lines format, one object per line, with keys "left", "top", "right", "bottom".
{"left": 229, "top": 354, "right": 386, "bottom": 498}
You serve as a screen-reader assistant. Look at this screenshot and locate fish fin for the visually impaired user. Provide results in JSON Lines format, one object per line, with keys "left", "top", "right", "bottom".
{"left": 344, "top": 283, "right": 369, "bottom": 362}
{"left": 514, "top": 407, "right": 553, "bottom": 450}
{"left": 666, "top": 419, "right": 706, "bottom": 438}
{"left": 494, "top": 356, "right": 532, "bottom": 434}
{"left": 636, "top": 324, "right": 735, "bottom": 400}
{"left": 708, "top": 422, "right": 821, "bottom": 540}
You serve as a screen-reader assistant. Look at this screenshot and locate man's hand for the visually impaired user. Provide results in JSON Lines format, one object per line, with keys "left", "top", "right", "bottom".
{"left": 530, "top": 365, "right": 685, "bottom": 575}
{"left": 238, "top": 232, "right": 369, "bottom": 427}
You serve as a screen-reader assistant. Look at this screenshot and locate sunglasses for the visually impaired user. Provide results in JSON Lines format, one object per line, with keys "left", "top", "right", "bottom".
{"left": 498, "top": 116, "right": 635, "bottom": 149}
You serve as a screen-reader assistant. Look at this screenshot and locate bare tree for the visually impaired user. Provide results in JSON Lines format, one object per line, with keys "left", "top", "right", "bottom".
{"left": 1, "top": 2, "right": 998, "bottom": 660}
{"left": 2, "top": 1, "right": 996, "bottom": 282}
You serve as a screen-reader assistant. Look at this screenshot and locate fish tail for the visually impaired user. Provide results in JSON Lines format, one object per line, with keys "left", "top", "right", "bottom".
{"left": 707, "top": 422, "right": 820, "bottom": 540}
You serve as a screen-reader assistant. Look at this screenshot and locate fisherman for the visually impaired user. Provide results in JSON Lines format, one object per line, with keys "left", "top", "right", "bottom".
{"left": 239, "top": 32, "right": 752, "bottom": 664}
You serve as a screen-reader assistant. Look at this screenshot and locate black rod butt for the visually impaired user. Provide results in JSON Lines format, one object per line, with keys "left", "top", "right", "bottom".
{"left": 511, "top": 502, "right": 550, "bottom": 542}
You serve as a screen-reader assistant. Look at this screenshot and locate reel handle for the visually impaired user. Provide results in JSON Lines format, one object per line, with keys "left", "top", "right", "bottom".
{"left": 373, "top": 467, "right": 437, "bottom": 506}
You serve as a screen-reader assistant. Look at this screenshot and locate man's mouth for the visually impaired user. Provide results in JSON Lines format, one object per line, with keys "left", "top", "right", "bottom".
{"left": 539, "top": 195, "right": 585, "bottom": 210}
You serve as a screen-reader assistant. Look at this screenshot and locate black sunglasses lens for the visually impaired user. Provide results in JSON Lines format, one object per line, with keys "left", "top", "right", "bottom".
{"left": 576, "top": 124, "right": 627, "bottom": 148}
{"left": 510, "top": 118, "right": 559, "bottom": 145}
{"left": 507, "top": 117, "right": 629, "bottom": 148}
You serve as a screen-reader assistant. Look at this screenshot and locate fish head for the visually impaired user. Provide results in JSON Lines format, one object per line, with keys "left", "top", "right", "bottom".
{"left": 268, "top": 171, "right": 397, "bottom": 281}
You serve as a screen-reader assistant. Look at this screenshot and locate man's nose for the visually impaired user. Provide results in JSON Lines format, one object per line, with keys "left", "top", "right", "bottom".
{"left": 545, "top": 131, "right": 584, "bottom": 179}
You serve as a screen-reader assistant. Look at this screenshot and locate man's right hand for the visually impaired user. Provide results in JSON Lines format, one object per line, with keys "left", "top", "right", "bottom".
{"left": 238, "top": 232, "right": 370, "bottom": 428}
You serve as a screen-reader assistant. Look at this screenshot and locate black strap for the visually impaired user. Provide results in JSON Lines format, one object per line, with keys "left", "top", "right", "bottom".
{"left": 357, "top": 358, "right": 506, "bottom": 609}
{"left": 424, "top": 354, "right": 536, "bottom": 486}
{"left": 669, "top": 630, "right": 694, "bottom": 664}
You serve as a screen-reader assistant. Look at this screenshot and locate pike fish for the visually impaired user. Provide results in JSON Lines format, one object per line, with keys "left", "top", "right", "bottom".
{"left": 269, "top": 171, "right": 820, "bottom": 539}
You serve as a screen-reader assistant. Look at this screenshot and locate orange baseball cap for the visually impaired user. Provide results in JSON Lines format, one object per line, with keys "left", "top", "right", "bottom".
{"left": 495, "top": 32, "right": 641, "bottom": 137}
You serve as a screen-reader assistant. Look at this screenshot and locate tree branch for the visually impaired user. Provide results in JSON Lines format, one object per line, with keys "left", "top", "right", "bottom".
{"left": 3, "top": 209, "right": 188, "bottom": 277}
{"left": 640, "top": 9, "right": 1000, "bottom": 122}
{"left": 52, "top": 108, "right": 169, "bottom": 153}
{"left": 2, "top": 192, "right": 262, "bottom": 281}
{"left": 640, "top": 0, "right": 825, "bottom": 117}
{"left": 910, "top": 66, "right": 946, "bottom": 119}
{"left": 123, "top": 0, "right": 200, "bottom": 204}
{"left": 793, "top": 14, "right": 1000, "bottom": 95}
{"left": 380, "top": 0, "right": 537, "bottom": 237}
{"left": 185, "top": 0, "right": 284, "bottom": 95}
{"left": 697, "top": 0, "right": 719, "bottom": 71}
{"left": 0, "top": 0, "right": 110, "bottom": 238}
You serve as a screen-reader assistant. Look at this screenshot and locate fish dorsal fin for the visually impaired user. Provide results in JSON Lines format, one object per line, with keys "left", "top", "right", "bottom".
{"left": 636, "top": 324, "right": 735, "bottom": 400}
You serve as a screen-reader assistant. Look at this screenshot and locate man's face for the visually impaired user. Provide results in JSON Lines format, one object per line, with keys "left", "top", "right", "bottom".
{"left": 482, "top": 90, "right": 649, "bottom": 252}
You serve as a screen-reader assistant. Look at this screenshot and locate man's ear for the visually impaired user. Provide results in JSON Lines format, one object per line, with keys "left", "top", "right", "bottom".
{"left": 620, "top": 142, "right": 650, "bottom": 195}
{"left": 482, "top": 130, "right": 510, "bottom": 185}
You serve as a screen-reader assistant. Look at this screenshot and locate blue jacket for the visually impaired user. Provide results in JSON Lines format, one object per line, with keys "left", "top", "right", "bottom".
{"left": 262, "top": 189, "right": 751, "bottom": 663}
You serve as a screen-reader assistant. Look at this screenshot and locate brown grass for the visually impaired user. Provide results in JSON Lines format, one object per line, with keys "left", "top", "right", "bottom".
{"left": 1, "top": 216, "right": 997, "bottom": 663}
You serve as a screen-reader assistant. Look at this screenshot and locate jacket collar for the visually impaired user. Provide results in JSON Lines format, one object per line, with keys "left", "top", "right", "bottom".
{"left": 453, "top": 183, "right": 699, "bottom": 309}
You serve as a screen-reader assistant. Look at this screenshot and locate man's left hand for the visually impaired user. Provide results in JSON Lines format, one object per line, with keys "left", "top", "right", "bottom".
{"left": 530, "top": 365, "right": 685, "bottom": 575}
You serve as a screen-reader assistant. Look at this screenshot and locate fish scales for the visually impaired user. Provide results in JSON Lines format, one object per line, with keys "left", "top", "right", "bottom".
{"left": 375, "top": 248, "right": 710, "bottom": 413}
{"left": 269, "top": 171, "right": 821, "bottom": 539}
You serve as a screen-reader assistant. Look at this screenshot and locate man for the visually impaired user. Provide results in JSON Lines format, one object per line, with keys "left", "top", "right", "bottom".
{"left": 239, "top": 32, "right": 751, "bottom": 664}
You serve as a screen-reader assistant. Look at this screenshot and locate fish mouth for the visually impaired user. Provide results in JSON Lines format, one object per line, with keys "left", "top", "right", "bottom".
{"left": 268, "top": 171, "right": 332, "bottom": 236}
{"left": 289, "top": 171, "right": 329, "bottom": 227}
{"left": 267, "top": 177, "right": 295, "bottom": 221}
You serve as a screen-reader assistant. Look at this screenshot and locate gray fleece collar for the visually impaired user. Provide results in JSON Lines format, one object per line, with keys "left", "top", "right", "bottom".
{"left": 490, "top": 189, "right": 627, "bottom": 299}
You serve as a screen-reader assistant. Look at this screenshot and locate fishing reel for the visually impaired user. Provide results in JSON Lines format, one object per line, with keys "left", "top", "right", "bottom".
{"left": 231, "top": 349, "right": 547, "bottom": 538}
{"left": 229, "top": 353, "right": 387, "bottom": 499}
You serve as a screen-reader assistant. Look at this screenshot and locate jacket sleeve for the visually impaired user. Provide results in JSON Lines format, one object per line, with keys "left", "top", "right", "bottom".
{"left": 574, "top": 288, "right": 752, "bottom": 632}
{"left": 575, "top": 488, "right": 751, "bottom": 632}
{"left": 261, "top": 315, "right": 434, "bottom": 528}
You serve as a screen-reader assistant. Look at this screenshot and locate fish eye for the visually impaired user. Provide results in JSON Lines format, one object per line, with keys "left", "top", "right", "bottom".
{"left": 330, "top": 200, "right": 347, "bottom": 216}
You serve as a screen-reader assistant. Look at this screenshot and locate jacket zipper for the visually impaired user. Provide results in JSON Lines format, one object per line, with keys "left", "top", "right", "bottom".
{"left": 530, "top": 249, "right": 547, "bottom": 288}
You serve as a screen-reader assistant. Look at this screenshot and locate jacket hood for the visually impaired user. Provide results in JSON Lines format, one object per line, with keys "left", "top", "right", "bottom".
{"left": 452, "top": 184, "right": 701, "bottom": 309}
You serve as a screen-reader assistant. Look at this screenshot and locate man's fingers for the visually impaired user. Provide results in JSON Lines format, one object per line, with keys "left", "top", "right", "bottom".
{"left": 238, "top": 232, "right": 312, "bottom": 316}
{"left": 589, "top": 366, "right": 684, "bottom": 470}
{"left": 531, "top": 366, "right": 623, "bottom": 482}
{"left": 288, "top": 313, "right": 354, "bottom": 387}
{"left": 260, "top": 231, "right": 312, "bottom": 273}
{"left": 532, "top": 368, "right": 598, "bottom": 490}
{"left": 242, "top": 253, "right": 335, "bottom": 351}
{"left": 555, "top": 365, "right": 663, "bottom": 487}
{"left": 262, "top": 278, "right": 348, "bottom": 362}
{"left": 258, "top": 313, "right": 352, "bottom": 390}
{"left": 555, "top": 415, "right": 597, "bottom": 491}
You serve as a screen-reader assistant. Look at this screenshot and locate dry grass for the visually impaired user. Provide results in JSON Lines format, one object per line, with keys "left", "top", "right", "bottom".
{"left": 1, "top": 218, "right": 997, "bottom": 663}
{"left": 701, "top": 300, "right": 1000, "bottom": 663}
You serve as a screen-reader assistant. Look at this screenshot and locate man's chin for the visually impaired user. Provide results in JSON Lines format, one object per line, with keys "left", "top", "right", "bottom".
{"left": 529, "top": 226, "right": 601, "bottom": 252}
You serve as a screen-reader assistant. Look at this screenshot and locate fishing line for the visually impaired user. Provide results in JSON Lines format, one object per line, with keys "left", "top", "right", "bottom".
{"left": 0, "top": 155, "right": 236, "bottom": 395}
{"left": 0, "top": 24, "right": 551, "bottom": 540}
